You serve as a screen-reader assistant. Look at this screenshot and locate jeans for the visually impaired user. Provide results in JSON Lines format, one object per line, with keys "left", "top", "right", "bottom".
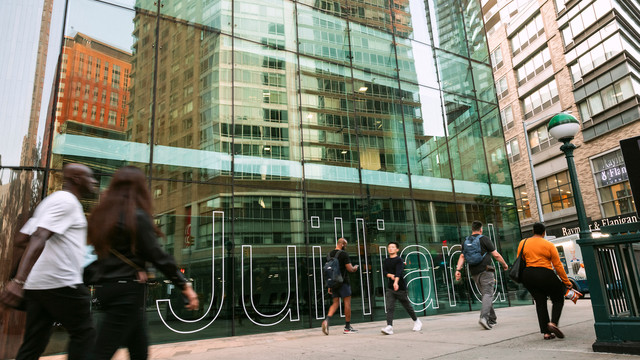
{"left": 16, "top": 286, "right": 95, "bottom": 360}
{"left": 385, "top": 289, "right": 417, "bottom": 326}
{"left": 522, "top": 267, "right": 565, "bottom": 333}
{"left": 472, "top": 271, "right": 496, "bottom": 323}
{"left": 91, "top": 281, "right": 148, "bottom": 360}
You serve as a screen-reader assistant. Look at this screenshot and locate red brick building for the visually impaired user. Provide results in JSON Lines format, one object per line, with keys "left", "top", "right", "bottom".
{"left": 56, "top": 32, "right": 131, "bottom": 133}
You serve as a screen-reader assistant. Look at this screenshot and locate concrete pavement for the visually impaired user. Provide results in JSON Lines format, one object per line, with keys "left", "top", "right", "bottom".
{"left": 43, "top": 299, "right": 637, "bottom": 359}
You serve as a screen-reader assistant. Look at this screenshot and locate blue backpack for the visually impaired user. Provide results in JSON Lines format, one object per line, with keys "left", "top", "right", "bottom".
{"left": 323, "top": 250, "right": 344, "bottom": 290}
{"left": 463, "top": 235, "right": 486, "bottom": 265}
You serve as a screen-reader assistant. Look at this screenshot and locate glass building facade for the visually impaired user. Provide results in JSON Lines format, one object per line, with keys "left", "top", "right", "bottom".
{"left": 0, "top": 0, "right": 524, "bottom": 349}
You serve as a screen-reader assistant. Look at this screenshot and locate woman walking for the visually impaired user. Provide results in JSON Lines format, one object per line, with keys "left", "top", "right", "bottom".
{"left": 518, "top": 222, "right": 572, "bottom": 340}
{"left": 87, "top": 166, "right": 198, "bottom": 359}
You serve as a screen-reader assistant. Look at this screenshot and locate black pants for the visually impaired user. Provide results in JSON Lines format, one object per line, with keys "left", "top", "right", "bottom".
{"left": 522, "top": 267, "right": 565, "bottom": 334}
{"left": 385, "top": 289, "right": 417, "bottom": 326}
{"left": 17, "top": 286, "right": 95, "bottom": 360}
{"left": 91, "top": 281, "right": 147, "bottom": 360}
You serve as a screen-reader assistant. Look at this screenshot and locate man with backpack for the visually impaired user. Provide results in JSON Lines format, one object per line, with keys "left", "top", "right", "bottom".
{"left": 454, "top": 220, "right": 508, "bottom": 330}
{"left": 321, "top": 238, "right": 359, "bottom": 335}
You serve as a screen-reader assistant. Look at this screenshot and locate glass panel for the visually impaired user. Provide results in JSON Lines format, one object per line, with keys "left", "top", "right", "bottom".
{"left": 397, "top": 39, "right": 439, "bottom": 88}
{"left": 463, "top": 0, "right": 489, "bottom": 62}
{"left": 296, "top": 4, "right": 349, "bottom": 66}
{"left": 348, "top": 21, "right": 397, "bottom": 79}
{"left": 233, "top": 38, "right": 302, "bottom": 190}
{"left": 406, "top": 0, "right": 433, "bottom": 45}
{"left": 442, "top": 91, "right": 478, "bottom": 136}
{"left": 426, "top": 0, "right": 469, "bottom": 57}
{"left": 482, "top": 109, "right": 510, "bottom": 185}
{"left": 347, "top": 0, "right": 393, "bottom": 32}
{"left": 300, "top": 56, "right": 358, "bottom": 194}
{"left": 414, "top": 201, "right": 471, "bottom": 313}
{"left": 601, "top": 85, "right": 616, "bottom": 109}
{"left": 616, "top": 77, "right": 633, "bottom": 101}
{"left": 232, "top": 185, "right": 306, "bottom": 334}
{"left": 449, "top": 122, "right": 488, "bottom": 183}
{"left": 234, "top": 0, "right": 297, "bottom": 52}
{"left": 51, "top": 0, "right": 141, "bottom": 172}
{"left": 149, "top": 181, "right": 233, "bottom": 339}
{"left": 160, "top": 0, "right": 231, "bottom": 35}
{"left": 435, "top": 50, "right": 474, "bottom": 98}
{"left": 353, "top": 68, "right": 409, "bottom": 195}
{"left": 588, "top": 93, "right": 604, "bottom": 115}
{"left": 149, "top": 17, "right": 232, "bottom": 181}
{"left": 473, "top": 62, "right": 498, "bottom": 104}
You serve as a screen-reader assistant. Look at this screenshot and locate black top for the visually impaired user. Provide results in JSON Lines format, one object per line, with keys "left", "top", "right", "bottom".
{"left": 97, "top": 209, "right": 187, "bottom": 289}
{"left": 329, "top": 249, "right": 352, "bottom": 285}
{"left": 383, "top": 256, "right": 407, "bottom": 291}
{"left": 463, "top": 235, "right": 495, "bottom": 276}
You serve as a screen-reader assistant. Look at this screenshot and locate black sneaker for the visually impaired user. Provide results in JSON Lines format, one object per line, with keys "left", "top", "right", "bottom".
{"left": 343, "top": 326, "right": 358, "bottom": 334}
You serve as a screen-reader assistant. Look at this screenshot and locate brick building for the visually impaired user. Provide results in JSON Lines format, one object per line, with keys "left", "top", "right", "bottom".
{"left": 482, "top": 0, "right": 640, "bottom": 237}
{"left": 57, "top": 32, "right": 131, "bottom": 134}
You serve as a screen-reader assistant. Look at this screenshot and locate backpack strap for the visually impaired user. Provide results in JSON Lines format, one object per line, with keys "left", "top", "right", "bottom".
{"left": 327, "top": 249, "right": 342, "bottom": 261}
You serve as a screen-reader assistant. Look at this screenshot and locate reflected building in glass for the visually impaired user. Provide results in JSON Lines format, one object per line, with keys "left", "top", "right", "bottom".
{"left": 1, "top": 0, "right": 524, "bottom": 353}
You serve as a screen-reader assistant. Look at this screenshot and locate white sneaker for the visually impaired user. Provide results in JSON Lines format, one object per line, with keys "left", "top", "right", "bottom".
{"left": 381, "top": 325, "right": 394, "bottom": 335}
{"left": 479, "top": 317, "right": 492, "bottom": 330}
{"left": 413, "top": 319, "right": 423, "bottom": 331}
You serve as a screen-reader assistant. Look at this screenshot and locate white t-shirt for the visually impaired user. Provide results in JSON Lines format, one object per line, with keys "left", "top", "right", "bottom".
{"left": 20, "top": 191, "right": 87, "bottom": 290}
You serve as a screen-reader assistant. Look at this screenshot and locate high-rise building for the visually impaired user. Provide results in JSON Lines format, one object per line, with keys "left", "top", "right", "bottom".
{"left": 483, "top": 0, "right": 639, "bottom": 237}
{"left": 56, "top": 33, "right": 132, "bottom": 134}
{"left": 2, "top": 0, "right": 525, "bottom": 354}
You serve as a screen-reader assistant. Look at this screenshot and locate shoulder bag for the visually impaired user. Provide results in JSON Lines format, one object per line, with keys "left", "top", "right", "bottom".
{"left": 509, "top": 238, "right": 528, "bottom": 283}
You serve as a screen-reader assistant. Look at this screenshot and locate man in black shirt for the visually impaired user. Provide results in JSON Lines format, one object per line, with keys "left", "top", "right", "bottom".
{"left": 455, "top": 220, "right": 508, "bottom": 330}
{"left": 381, "top": 242, "right": 422, "bottom": 335}
{"left": 321, "top": 238, "right": 359, "bottom": 335}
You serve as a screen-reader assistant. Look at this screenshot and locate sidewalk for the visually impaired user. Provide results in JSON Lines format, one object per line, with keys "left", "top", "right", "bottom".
{"left": 43, "top": 299, "right": 637, "bottom": 359}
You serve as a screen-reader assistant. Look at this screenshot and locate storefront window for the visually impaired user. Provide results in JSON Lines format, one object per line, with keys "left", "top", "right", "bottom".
{"left": 591, "top": 149, "right": 636, "bottom": 217}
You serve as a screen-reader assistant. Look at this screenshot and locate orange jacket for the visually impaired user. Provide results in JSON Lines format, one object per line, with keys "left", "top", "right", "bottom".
{"left": 517, "top": 236, "right": 571, "bottom": 287}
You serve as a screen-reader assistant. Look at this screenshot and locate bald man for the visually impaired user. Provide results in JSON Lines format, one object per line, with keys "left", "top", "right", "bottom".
{"left": 321, "top": 238, "right": 359, "bottom": 335}
{"left": 1, "top": 163, "right": 98, "bottom": 360}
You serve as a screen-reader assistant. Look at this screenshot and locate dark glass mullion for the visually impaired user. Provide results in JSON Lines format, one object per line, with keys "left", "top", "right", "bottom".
{"left": 42, "top": 0, "right": 71, "bottom": 200}
{"left": 292, "top": 0, "right": 315, "bottom": 329}
{"left": 147, "top": 0, "right": 162, "bottom": 189}
{"left": 384, "top": 0, "right": 431, "bottom": 317}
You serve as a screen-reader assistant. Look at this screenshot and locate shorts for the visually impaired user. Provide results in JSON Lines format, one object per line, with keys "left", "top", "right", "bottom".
{"left": 332, "top": 283, "right": 352, "bottom": 298}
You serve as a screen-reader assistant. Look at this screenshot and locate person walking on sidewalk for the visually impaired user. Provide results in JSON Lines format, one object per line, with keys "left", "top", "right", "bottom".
{"left": 518, "top": 222, "right": 572, "bottom": 340}
{"left": 321, "top": 238, "right": 359, "bottom": 335}
{"left": 0, "top": 163, "right": 98, "bottom": 360}
{"left": 87, "top": 166, "right": 199, "bottom": 360}
{"left": 455, "top": 220, "right": 508, "bottom": 330}
{"left": 381, "top": 241, "right": 422, "bottom": 335}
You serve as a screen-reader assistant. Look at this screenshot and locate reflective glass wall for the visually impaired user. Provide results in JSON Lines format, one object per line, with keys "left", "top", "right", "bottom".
{"left": 1, "top": 0, "right": 523, "bottom": 347}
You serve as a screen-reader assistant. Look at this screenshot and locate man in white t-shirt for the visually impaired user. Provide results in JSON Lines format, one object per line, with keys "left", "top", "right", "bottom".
{"left": 0, "top": 163, "right": 98, "bottom": 360}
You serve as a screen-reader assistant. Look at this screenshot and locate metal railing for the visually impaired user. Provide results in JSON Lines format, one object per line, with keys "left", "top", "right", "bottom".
{"left": 578, "top": 222, "right": 640, "bottom": 352}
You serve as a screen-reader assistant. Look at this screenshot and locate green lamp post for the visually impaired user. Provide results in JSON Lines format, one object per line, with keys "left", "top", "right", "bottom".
{"left": 547, "top": 113, "right": 591, "bottom": 240}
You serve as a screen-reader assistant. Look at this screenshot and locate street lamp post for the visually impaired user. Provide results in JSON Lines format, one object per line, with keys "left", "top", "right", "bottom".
{"left": 547, "top": 113, "right": 591, "bottom": 240}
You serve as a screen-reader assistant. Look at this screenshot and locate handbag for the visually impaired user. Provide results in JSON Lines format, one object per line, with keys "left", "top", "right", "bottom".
{"left": 509, "top": 238, "right": 528, "bottom": 283}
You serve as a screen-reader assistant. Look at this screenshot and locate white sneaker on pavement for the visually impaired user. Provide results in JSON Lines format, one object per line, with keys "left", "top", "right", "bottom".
{"left": 478, "top": 317, "right": 492, "bottom": 330}
{"left": 413, "top": 319, "right": 423, "bottom": 331}
{"left": 381, "top": 325, "right": 394, "bottom": 335}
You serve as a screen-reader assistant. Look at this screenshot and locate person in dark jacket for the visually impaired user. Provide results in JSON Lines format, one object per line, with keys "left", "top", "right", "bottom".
{"left": 87, "top": 166, "right": 198, "bottom": 360}
{"left": 380, "top": 241, "right": 422, "bottom": 335}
